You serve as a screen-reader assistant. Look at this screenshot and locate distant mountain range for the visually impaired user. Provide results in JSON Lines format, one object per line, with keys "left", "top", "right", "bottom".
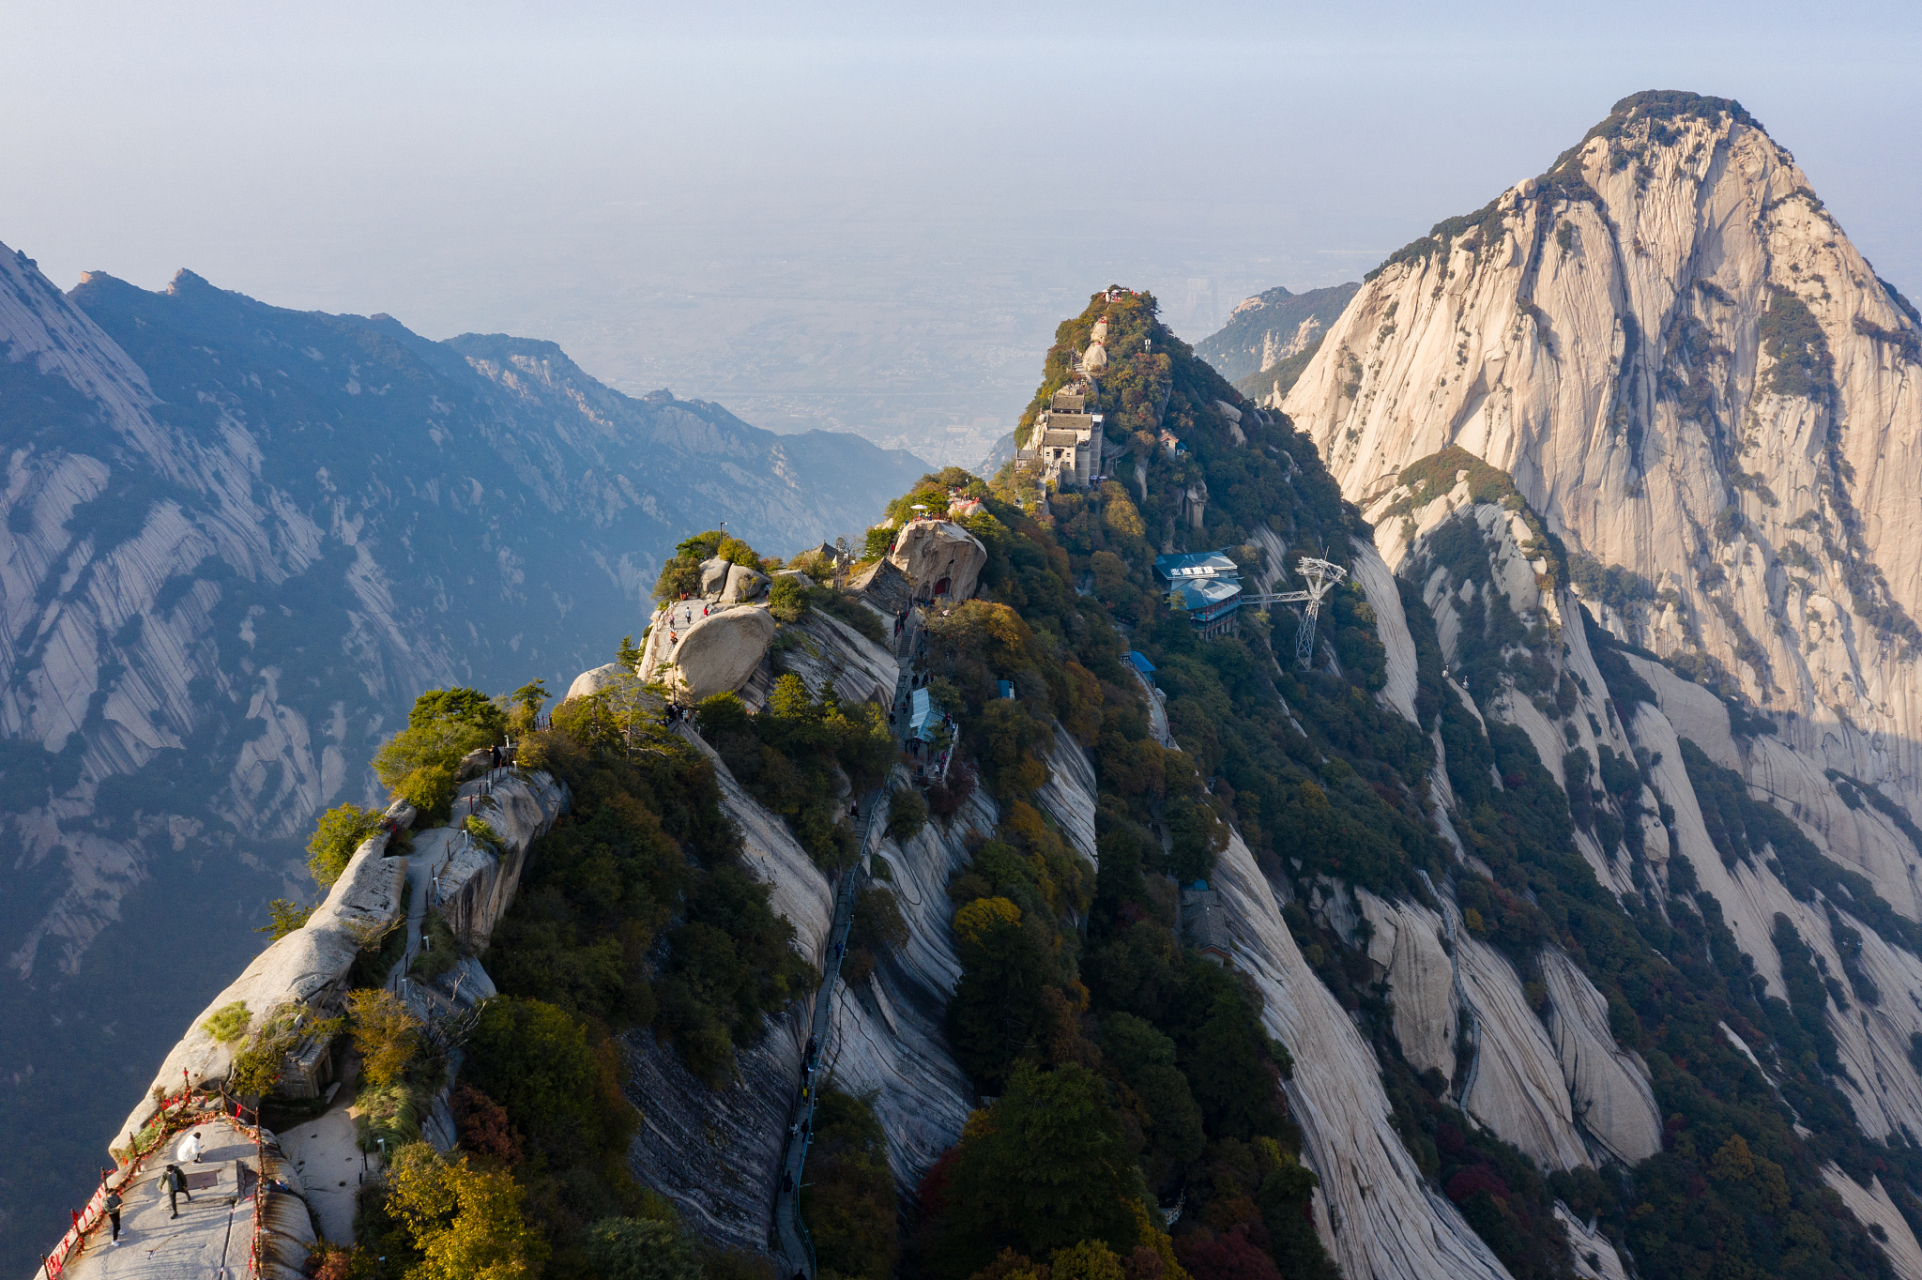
{"left": 0, "top": 245, "right": 926, "bottom": 1259}
{"left": 1193, "top": 281, "right": 1358, "bottom": 402}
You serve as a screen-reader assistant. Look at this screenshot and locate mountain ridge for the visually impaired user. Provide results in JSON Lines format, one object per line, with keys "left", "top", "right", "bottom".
{"left": 0, "top": 240, "right": 928, "bottom": 1264}
{"left": 1193, "top": 281, "right": 1358, "bottom": 405}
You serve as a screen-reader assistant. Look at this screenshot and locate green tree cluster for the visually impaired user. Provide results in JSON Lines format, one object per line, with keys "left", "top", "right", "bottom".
{"left": 374, "top": 686, "right": 507, "bottom": 820}
{"left": 696, "top": 679, "right": 890, "bottom": 871}
{"left": 801, "top": 1089, "right": 900, "bottom": 1280}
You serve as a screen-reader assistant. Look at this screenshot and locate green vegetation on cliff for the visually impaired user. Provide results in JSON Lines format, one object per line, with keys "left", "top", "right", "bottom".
{"left": 287, "top": 279, "right": 1916, "bottom": 1280}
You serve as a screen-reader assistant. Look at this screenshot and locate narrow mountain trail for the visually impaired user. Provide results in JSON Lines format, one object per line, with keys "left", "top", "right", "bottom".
{"left": 772, "top": 607, "right": 927, "bottom": 1279}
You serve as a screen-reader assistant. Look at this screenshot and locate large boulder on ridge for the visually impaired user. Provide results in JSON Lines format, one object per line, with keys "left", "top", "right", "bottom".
{"left": 723, "top": 563, "right": 771, "bottom": 603}
{"left": 566, "top": 662, "right": 632, "bottom": 701}
{"left": 699, "top": 555, "right": 733, "bottom": 596}
{"left": 672, "top": 606, "right": 776, "bottom": 702}
{"left": 887, "top": 520, "right": 987, "bottom": 604}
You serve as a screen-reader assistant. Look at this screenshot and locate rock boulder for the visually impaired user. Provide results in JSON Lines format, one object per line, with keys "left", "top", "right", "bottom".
{"left": 565, "top": 662, "right": 632, "bottom": 701}
{"left": 671, "top": 606, "right": 776, "bottom": 702}
{"left": 699, "top": 555, "right": 733, "bottom": 596}
{"left": 887, "top": 520, "right": 987, "bottom": 604}
{"left": 723, "top": 563, "right": 771, "bottom": 602}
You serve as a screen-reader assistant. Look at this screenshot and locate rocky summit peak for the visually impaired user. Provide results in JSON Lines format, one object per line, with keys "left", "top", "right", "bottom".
{"left": 1282, "top": 87, "right": 1922, "bottom": 1009}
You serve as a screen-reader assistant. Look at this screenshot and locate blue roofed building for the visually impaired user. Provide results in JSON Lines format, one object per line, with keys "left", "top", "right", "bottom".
{"left": 1154, "top": 551, "right": 1242, "bottom": 638}
{"left": 909, "top": 687, "right": 946, "bottom": 742}
{"left": 1153, "top": 550, "right": 1239, "bottom": 583}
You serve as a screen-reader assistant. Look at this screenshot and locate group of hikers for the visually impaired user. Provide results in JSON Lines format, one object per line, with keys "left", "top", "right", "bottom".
{"left": 96, "top": 1127, "right": 208, "bottom": 1247}
{"left": 781, "top": 1033, "right": 826, "bottom": 1196}
{"left": 664, "top": 596, "right": 714, "bottom": 648}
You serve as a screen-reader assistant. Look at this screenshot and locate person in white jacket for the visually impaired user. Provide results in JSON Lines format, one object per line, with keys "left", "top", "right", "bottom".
{"left": 176, "top": 1130, "right": 204, "bottom": 1164}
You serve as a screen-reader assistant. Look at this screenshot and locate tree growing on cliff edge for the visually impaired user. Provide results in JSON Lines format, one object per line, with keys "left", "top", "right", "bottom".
{"left": 375, "top": 686, "right": 507, "bottom": 820}
{"left": 307, "top": 802, "right": 384, "bottom": 886}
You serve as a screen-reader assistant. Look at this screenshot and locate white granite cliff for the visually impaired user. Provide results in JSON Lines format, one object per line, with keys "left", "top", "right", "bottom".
{"left": 1283, "top": 94, "right": 1922, "bottom": 821}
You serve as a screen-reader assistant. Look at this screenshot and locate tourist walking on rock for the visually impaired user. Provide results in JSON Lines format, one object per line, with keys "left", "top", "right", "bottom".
{"left": 105, "top": 1188, "right": 122, "bottom": 1244}
{"left": 163, "top": 1164, "right": 191, "bottom": 1217}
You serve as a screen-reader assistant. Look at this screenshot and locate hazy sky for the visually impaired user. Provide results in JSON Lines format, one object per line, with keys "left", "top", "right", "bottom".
{"left": 7, "top": 0, "right": 1919, "bottom": 460}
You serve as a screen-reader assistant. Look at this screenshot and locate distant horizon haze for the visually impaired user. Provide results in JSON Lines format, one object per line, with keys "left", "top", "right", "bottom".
{"left": 6, "top": 0, "right": 1919, "bottom": 464}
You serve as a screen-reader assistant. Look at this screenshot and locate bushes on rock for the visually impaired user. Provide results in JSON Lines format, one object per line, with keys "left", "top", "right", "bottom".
{"left": 307, "top": 802, "right": 383, "bottom": 886}
{"left": 450, "top": 1084, "right": 523, "bottom": 1166}
{"left": 347, "top": 988, "right": 422, "bottom": 1089}
{"left": 257, "top": 898, "right": 314, "bottom": 940}
{"left": 383, "top": 1141, "right": 550, "bottom": 1280}
{"left": 808, "top": 585, "right": 888, "bottom": 643}
{"left": 917, "top": 1063, "right": 1143, "bottom": 1277}
{"left": 374, "top": 687, "right": 507, "bottom": 821}
{"left": 202, "top": 1001, "right": 251, "bottom": 1044}
{"left": 585, "top": 1217, "right": 701, "bottom": 1280}
{"left": 699, "top": 679, "right": 891, "bottom": 871}
{"left": 885, "top": 788, "right": 929, "bottom": 842}
{"left": 844, "top": 887, "right": 909, "bottom": 985}
{"left": 769, "top": 574, "right": 809, "bottom": 622}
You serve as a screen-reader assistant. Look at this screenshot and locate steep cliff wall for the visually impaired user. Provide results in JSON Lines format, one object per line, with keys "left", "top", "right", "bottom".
{"left": 1211, "top": 831, "right": 1514, "bottom": 1280}
{"left": 106, "top": 768, "right": 562, "bottom": 1157}
{"left": 1283, "top": 91, "right": 1922, "bottom": 838}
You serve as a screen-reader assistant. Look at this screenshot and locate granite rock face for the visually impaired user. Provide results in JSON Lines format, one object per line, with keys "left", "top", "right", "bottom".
{"left": 669, "top": 607, "right": 776, "bottom": 703}
{"left": 887, "top": 520, "right": 987, "bottom": 603}
{"left": 111, "top": 772, "right": 561, "bottom": 1150}
{"left": 1283, "top": 91, "right": 1922, "bottom": 841}
{"left": 1275, "top": 111, "right": 1922, "bottom": 1266}
{"left": 722, "top": 562, "right": 771, "bottom": 603}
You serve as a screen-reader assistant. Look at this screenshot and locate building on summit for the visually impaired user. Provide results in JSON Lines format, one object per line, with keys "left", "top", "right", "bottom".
{"left": 1018, "top": 382, "right": 1106, "bottom": 490}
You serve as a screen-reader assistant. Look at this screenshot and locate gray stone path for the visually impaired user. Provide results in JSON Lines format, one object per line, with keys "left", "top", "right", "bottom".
{"left": 54, "top": 1117, "right": 263, "bottom": 1280}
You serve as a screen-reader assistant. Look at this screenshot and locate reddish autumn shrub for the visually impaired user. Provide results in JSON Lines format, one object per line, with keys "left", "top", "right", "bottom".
{"left": 1173, "top": 1224, "right": 1280, "bottom": 1280}
{"left": 450, "top": 1083, "right": 524, "bottom": 1164}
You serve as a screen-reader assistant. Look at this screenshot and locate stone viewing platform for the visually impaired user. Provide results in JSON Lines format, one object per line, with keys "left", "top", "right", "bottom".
{"left": 36, "top": 1109, "right": 310, "bottom": 1280}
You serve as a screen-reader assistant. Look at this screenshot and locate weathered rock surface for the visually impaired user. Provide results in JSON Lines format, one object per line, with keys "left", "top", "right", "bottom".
{"left": 628, "top": 733, "right": 981, "bottom": 1244}
{"left": 1209, "top": 832, "right": 1512, "bottom": 1280}
{"left": 111, "top": 832, "right": 406, "bottom": 1146}
{"left": 670, "top": 606, "right": 776, "bottom": 702}
{"left": 1284, "top": 90, "right": 1922, "bottom": 900}
{"left": 112, "top": 772, "right": 561, "bottom": 1150}
{"left": 565, "top": 662, "right": 633, "bottom": 701}
{"left": 1357, "top": 889, "right": 1458, "bottom": 1080}
{"left": 1279, "top": 93, "right": 1922, "bottom": 1246}
{"left": 1034, "top": 727, "right": 1100, "bottom": 865}
{"left": 774, "top": 609, "right": 900, "bottom": 712}
{"left": 1555, "top": 1204, "right": 1631, "bottom": 1280}
{"left": 824, "top": 779, "right": 992, "bottom": 1182}
{"left": 677, "top": 727, "right": 834, "bottom": 966}
{"left": 700, "top": 556, "right": 734, "bottom": 596}
{"left": 723, "top": 563, "right": 771, "bottom": 603}
{"left": 1539, "top": 948, "right": 1661, "bottom": 1163}
{"left": 432, "top": 771, "right": 570, "bottom": 954}
{"left": 623, "top": 1011, "right": 807, "bottom": 1254}
{"left": 887, "top": 520, "right": 987, "bottom": 603}
{"left": 1823, "top": 1164, "right": 1922, "bottom": 1280}
{"left": 1453, "top": 916, "right": 1592, "bottom": 1172}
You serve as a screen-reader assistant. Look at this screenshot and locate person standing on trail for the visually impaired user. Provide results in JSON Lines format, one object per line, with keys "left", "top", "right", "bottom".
{"left": 163, "top": 1164, "right": 192, "bottom": 1217}
{"left": 105, "top": 1188, "right": 123, "bottom": 1244}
